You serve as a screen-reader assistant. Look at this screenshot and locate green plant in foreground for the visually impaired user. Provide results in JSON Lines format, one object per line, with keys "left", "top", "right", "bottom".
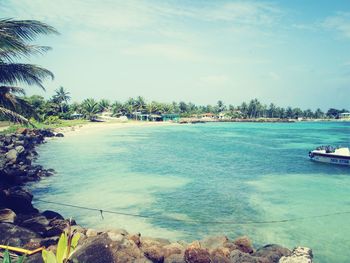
{"left": 42, "top": 225, "right": 80, "bottom": 263}
{"left": 1, "top": 250, "right": 26, "bottom": 263}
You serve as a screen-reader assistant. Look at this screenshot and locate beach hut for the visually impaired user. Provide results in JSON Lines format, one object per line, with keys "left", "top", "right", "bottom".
{"left": 150, "top": 114, "right": 163, "bottom": 121}
{"left": 71, "top": 112, "right": 83, "bottom": 119}
{"left": 162, "top": 114, "right": 180, "bottom": 122}
{"left": 339, "top": 112, "right": 350, "bottom": 119}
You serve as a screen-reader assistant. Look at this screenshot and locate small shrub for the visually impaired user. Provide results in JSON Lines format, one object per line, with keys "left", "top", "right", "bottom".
{"left": 42, "top": 224, "right": 80, "bottom": 263}
{"left": 44, "top": 116, "right": 61, "bottom": 125}
{"left": 1, "top": 250, "right": 26, "bottom": 263}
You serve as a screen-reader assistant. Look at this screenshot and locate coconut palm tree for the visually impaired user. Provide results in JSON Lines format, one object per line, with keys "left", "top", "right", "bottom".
{"left": 98, "top": 99, "right": 110, "bottom": 112}
{"left": 81, "top": 98, "right": 100, "bottom": 121}
{"left": 52, "top": 86, "right": 71, "bottom": 113}
{"left": 0, "top": 18, "right": 58, "bottom": 123}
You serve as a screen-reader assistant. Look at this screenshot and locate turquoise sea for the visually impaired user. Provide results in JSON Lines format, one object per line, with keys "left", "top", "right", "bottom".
{"left": 32, "top": 122, "right": 350, "bottom": 262}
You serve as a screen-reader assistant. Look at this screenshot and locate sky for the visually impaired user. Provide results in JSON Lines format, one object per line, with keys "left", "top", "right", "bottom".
{"left": 2, "top": 0, "right": 350, "bottom": 110}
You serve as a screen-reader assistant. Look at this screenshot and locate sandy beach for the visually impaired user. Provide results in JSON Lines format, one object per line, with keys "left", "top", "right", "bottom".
{"left": 54, "top": 120, "right": 178, "bottom": 137}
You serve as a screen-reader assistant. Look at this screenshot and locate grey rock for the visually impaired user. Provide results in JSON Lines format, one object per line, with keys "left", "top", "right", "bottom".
{"left": 253, "top": 244, "right": 291, "bottom": 263}
{"left": 26, "top": 253, "right": 44, "bottom": 263}
{"left": 6, "top": 188, "right": 37, "bottom": 213}
{"left": 233, "top": 236, "right": 254, "bottom": 254}
{"left": 86, "top": 228, "right": 98, "bottom": 237}
{"left": 42, "top": 210, "right": 64, "bottom": 220}
{"left": 15, "top": 145, "right": 25, "bottom": 154}
{"left": 143, "top": 245, "right": 165, "bottom": 263}
{"left": 184, "top": 246, "right": 211, "bottom": 263}
{"left": 165, "top": 253, "right": 185, "bottom": 263}
{"left": 279, "top": 247, "right": 313, "bottom": 263}
{"left": 0, "top": 223, "right": 40, "bottom": 247}
{"left": 5, "top": 149, "right": 18, "bottom": 162}
{"left": 200, "top": 236, "right": 229, "bottom": 250}
{"left": 71, "top": 234, "right": 115, "bottom": 263}
{"left": 230, "top": 250, "right": 268, "bottom": 263}
{"left": 0, "top": 208, "right": 16, "bottom": 223}
{"left": 21, "top": 215, "right": 50, "bottom": 235}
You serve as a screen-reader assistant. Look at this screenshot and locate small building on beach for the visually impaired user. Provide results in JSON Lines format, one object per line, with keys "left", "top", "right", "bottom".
{"left": 162, "top": 114, "right": 180, "bottom": 122}
{"left": 339, "top": 112, "right": 350, "bottom": 119}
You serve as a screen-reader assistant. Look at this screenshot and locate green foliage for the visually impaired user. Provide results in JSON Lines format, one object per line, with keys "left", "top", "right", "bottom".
{"left": 1, "top": 250, "right": 26, "bottom": 263}
{"left": 44, "top": 116, "right": 61, "bottom": 125}
{"left": 0, "top": 19, "right": 57, "bottom": 124}
{"left": 42, "top": 228, "right": 80, "bottom": 263}
{"left": 81, "top": 98, "right": 100, "bottom": 121}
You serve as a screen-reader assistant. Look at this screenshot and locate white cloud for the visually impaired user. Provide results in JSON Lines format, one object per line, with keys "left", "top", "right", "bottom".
{"left": 323, "top": 12, "right": 350, "bottom": 39}
{"left": 3, "top": 0, "right": 281, "bottom": 32}
{"left": 2, "top": 0, "right": 155, "bottom": 31}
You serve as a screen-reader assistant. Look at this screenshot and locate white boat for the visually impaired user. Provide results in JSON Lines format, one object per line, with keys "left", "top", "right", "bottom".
{"left": 309, "top": 146, "right": 350, "bottom": 166}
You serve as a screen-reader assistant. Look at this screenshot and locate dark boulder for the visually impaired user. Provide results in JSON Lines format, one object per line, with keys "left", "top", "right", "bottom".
{"left": 20, "top": 215, "right": 50, "bottom": 235}
{"left": 233, "top": 236, "right": 254, "bottom": 254}
{"left": 184, "top": 244, "right": 211, "bottom": 263}
{"left": 42, "top": 210, "right": 64, "bottom": 220}
{"left": 71, "top": 234, "right": 116, "bottom": 263}
{"left": 0, "top": 223, "right": 40, "bottom": 247}
{"left": 252, "top": 244, "right": 291, "bottom": 263}
{"left": 143, "top": 245, "right": 165, "bottom": 263}
{"left": 0, "top": 208, "right": 16, "bottom": 223}
{"left": 165, "top": 254, "right": 185, "bottom": 263}
{"left": 5, "top": 188, "right": 37, "bottom": 213}
{"left": 25, "top": 253, "right": 44, "bottom": 263}
{"left": 55, "top": 133, "right": 64, "bottom": 137}
{"left": 230, "top": 250, "right": 268, "bottom": 263}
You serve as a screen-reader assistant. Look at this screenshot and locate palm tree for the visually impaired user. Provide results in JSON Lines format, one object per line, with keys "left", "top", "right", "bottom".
{"left": 0, "top": 19, "right": 57, "bottom": 123}
{"left": 81, "top": 98, "right": 100, "bottom": 121}
{"left": 53, "top": 86, "right": 71, "bottom": 113}
{"left": 0, "top": 86, "right": 36, "bottom": 122}
{"left": 98, "top": 99, "right": 110, "bottom": 112}
{"left": 135, "top": 96, "right": 146, "bottom": 112}
{"left": 146, "top": 102, "right": 158, "bottom": 114}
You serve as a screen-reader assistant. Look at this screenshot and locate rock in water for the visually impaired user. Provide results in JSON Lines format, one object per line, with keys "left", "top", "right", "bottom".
{"left": 5, "top": 188, "right": 37, "bottom": 213}
{"left": 233, "top": 236, "right": 254, "bottom": 254}
{"left": 41, "top": 210, "right": 64, "bottom": 220}
{"left": 253, "top": 244, "right": 291, "bottom": 263}
{"left": 279, "top": 247, "right": 313, "bottom": 263}
{"left": 184, "top": 245, "right": 211, "bottom": 263}
{"left": 230, "top": 250, "right": 267, "bottom": 263}
{"left": 200, "top": 236, "right": 229, "bottom": 250}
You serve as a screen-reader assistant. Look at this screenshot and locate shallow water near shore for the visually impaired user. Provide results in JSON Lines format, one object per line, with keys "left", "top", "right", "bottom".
{"left": 32, "top": 122, "right": 350, "bottom": 262}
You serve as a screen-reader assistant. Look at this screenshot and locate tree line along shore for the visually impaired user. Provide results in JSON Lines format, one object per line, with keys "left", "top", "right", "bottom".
{"left": 2, "top": 89, "right": 350, "bottom": 126}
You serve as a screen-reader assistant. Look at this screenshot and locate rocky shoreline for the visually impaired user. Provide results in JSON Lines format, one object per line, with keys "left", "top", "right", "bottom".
{"left": 0, "top": 129, "right": 313, "bottom": 263}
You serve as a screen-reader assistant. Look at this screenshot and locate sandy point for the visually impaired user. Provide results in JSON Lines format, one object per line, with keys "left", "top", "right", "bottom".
{"left": 54, "top": 120, "right": 178, "bottom": 137}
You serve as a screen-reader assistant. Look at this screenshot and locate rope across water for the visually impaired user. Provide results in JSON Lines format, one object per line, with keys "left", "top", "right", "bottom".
{"left": 34, "top": 198, "right": 350, "bottom": 225}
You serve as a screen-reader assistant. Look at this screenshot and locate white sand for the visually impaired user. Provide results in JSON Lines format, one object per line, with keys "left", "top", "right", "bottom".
{"left": 54, "top": 120, "right": 178, "bottom": 137}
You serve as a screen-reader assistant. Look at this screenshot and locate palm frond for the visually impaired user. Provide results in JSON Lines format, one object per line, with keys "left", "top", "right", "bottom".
{"left": 0, "top": 85, "right": 25, "bottom": 95}
{"left": 0, "top": 62, "right": 54, "bottom": 89}
{"left": 0, "top": 19, "right": 58, "bottom": 41}
{"left": 0, "top": 106, "right": 29, "bottom": 124}
{"left": 0, "top": 44, "right": 51, "bottom": 62}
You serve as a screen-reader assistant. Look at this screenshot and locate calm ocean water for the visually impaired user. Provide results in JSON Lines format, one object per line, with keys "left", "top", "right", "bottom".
{"left": 32, "top": 122, "right": 350, "bottom": 262}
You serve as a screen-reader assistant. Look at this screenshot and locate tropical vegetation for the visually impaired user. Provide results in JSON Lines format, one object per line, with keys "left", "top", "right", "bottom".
{"left": 0, "top": 18, "right": 348, "bottom": 127}
{"left": 0, "top": 18, "right": 57, "bottom": 124}
{"left": 1, "top": 92, "right": 347, "bottom": 124}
